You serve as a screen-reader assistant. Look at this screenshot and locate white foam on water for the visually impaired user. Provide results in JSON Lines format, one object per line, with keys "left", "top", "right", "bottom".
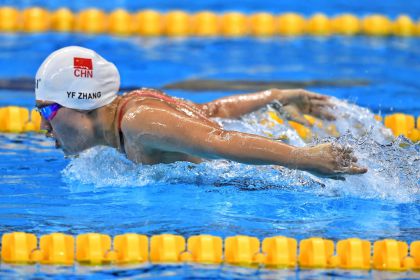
{"left": 62, "top": 99, "right": 419, "bottom": 203}
{"left": 314, "top": 99, "right": 419, "bottom": 202}
{"left": 62, "top": 147, "right": 321, "bottom": 190}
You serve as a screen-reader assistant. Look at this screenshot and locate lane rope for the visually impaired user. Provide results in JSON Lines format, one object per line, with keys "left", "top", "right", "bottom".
{"left": 0, "top": 7, "right": 419, "bottom": 37}
{"left": 1, "top": 232, "right": 419, "bottom": 270}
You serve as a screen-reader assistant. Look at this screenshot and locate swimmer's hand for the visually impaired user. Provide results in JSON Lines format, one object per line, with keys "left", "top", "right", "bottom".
{"left": 294, "top": 143, "right": 368, "bottom": 179}
{"left": 272, "top": 89, "right": 336, "bottom": 126}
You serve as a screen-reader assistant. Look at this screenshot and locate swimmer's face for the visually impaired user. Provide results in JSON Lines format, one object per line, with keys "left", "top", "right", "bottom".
{"left": 36, "top": 100, "right": 96, "bottom": 156}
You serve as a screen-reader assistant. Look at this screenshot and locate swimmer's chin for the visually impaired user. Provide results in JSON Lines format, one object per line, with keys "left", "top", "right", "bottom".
{"left": 55, "top": 140, "right": 83, "bottom": 158}
{"left": 59, "top": 146, "right": 80, "bottom": 158}
{"left": 62, "top": 148, "right": 80, "bottom": 159}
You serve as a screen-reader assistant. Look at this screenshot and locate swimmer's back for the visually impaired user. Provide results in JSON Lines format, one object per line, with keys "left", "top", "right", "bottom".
{"left": 115, "top": 88, "right": 218, "bottom": 164}
{"left": 118, "top": 88, "right": 213, "bottom": 128}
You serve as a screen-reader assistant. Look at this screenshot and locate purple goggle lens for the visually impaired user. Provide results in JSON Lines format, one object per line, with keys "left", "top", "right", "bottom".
{"left": 38, "top": 103, "right": 62, "bottom": 121}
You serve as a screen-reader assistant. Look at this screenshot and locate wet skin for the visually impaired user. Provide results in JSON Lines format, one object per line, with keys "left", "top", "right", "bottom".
{"left": 36, "top": 89, "right": 367, "bottom": 178}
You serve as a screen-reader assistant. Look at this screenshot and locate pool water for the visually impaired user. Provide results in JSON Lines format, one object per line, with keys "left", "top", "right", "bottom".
{"left": 0, "top": 15, "right": 420, "bottom": 280}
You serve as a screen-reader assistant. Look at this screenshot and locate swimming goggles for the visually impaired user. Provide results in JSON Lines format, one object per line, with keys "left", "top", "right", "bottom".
{"left": 37, "top": 103, "right": 62, "bottom": 121}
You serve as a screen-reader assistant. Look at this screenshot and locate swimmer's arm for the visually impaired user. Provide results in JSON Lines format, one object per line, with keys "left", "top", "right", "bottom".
{"left": 122, "top": 103, "right": 366, "bottom": 175}
{"left": 201, "top": 88, "right": 334, "bottom": 121}
{"left": 200, "top": 89, "right": 275, "bottom": 118}
{"left": 123, "top": 103, "right": 297, "bottom": 167}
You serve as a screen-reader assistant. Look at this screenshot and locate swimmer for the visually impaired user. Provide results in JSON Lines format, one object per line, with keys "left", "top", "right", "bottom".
{"left": 35, "top": 46, "right": 367, "bottom": 178}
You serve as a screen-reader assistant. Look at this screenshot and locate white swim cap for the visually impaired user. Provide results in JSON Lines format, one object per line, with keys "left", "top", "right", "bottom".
{"left": 35, "top": 46, "right": 120, "bottom": 110}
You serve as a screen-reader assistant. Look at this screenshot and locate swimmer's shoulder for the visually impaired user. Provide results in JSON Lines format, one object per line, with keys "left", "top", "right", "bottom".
{"left": 119, "top": 95, "right": 179, "bottom": 132}
{"left": 118, "top": 87, "right": 170, "bottom": 124}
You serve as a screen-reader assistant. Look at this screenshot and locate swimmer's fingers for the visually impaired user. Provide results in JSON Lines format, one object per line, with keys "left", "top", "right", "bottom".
{"left": 342, "top": 145, "right": 353, "bottom": 153}
{"left": 303, "top": 90, "right": 330, "bottom": 101}
{"left": 345, "top": 151, "right": 358, "bottom": 164}
{"left": 336, "top": 153, "right": 367, "bottom": 174}
{"left": 310, "top": 99, "right": 334, "bottom": 107}
{"left": 282, "top": 105, "right": 311, "bottom": 126}
{"left": 340, "top": 145, "right": 353, "bottom": 155}
{"left": 309, "top": 100, "right": 336, "bottom": 121}
{"left": 343, "top": 165, "right": 368, "bottom": 174}
{"left": 322, "top": 165, "right": 366, "bottom": 180}
{"left": 310, "top": 107, "right": 336, "bottom": 121}
{"left": 343, "top": 147, "right": 359, "bottom": 163}
{"left": 334, "top": 146, "right": 367, "bottom": 174}
{"left": 342, "top": 152, "right": 357, "bottom": 164}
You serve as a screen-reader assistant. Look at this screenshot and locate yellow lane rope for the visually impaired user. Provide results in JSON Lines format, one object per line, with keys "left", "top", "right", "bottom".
{"left": 0, "top": 7, "right": 419, "bottom": 37}
{"left": 1, "top": 232, "right": 419, "bottom": 270}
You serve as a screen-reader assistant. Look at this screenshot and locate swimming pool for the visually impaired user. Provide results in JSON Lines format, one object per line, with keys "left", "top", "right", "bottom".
{"left": 1, "top": 3, "right": 420, "bottom": 280}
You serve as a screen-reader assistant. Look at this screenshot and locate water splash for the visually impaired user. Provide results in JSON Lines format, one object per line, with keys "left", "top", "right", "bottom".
{"left": 62, "top": 147, "right": 323, "bottom": 191}
{"left": 62, "top": 99, "right": 419, "bottom": 203}
{"left": 311, "top": 99, "right": 419, "bottom": 202}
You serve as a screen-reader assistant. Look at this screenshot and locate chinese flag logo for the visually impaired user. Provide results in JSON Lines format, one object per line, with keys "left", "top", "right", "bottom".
{"left": 73, "top": 57, "right": 93, "bottom": 78}
{"left": 74, "top": 57, "right": 93, "bottom": 70}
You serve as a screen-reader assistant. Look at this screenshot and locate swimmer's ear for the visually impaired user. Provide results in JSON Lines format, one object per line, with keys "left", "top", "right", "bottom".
{"left": 347, "top": 165, "right": 368, "bottom": 174}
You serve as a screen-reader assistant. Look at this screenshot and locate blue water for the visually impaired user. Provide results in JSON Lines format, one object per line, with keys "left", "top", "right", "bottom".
{"left": 1, "top": 3, "right": 420, "bottom": 280}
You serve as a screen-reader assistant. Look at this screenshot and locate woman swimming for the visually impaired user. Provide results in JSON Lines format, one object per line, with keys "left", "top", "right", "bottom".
{"left": 35, "top": 46, "right": 367, "bottom": 178}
